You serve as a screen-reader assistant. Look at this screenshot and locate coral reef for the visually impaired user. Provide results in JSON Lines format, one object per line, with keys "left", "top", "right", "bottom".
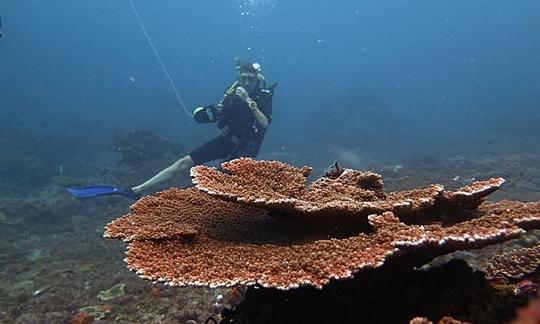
{"left": 420, "top": 229, "right": 540, "bottom": 274}
{"left": 191, "top": 158, "right": 504, "bottom": 217}
{"left": 395, "top": 152, "right": 540, "bottom": 202}
{"left": 106, "top": 158, "right": 540, "bottom": 291}
{"left": 3, "top": 148, "right": 540, "bottom": 323}
{"left": 485, "top": 244, "right": 540, "bottom": 280}
{"left": 105, "top": 188, "right": 268, "bottom": 242}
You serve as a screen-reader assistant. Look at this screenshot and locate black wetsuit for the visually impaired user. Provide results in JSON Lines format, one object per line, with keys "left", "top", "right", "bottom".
{"left": 189, "top": 87, "right": 273, "bottom": 165}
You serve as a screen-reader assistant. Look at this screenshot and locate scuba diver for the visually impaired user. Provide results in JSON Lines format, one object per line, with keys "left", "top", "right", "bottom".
{"left": 68, "top": 61, "right": 276, "bottom": 199}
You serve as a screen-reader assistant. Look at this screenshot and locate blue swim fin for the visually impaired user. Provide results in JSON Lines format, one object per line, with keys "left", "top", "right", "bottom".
{"left": 67, "top": 185, "right": 139, "bottom": 200}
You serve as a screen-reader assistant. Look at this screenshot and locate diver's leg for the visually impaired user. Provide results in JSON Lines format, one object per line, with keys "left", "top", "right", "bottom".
{"left": 131, "top": 155, "right": 194, "bottom": 194}
{"left": 226, "top": 137, "right": 262, "bottom": 162}
{"left": 189, "top": 134, "right": 237, "bottom": 166}
{"left": 132, "top": 135, "right": 235, "bottom": 195}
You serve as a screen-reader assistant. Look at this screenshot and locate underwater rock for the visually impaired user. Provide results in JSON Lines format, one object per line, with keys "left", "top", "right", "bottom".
{"left": 79, "top": 305, "right": 111, "bottom": 320}
{"left": 97, "top": 283, "right": 126, "bottom": 301}
{"left": 71, "top": 312, "right": 95, "bottom": 324}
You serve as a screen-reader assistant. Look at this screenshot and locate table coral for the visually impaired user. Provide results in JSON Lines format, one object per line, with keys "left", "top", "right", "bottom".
{"left": 105, "top": 158, "right": 540, "bottom": 290}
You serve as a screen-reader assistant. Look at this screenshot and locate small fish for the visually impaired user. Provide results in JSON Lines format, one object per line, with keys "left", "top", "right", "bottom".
{"left": 0, "top": 17, "right": 4, "bottom": 39}
{"left": 129, "top": 76, "right": 136, "bottom": 83}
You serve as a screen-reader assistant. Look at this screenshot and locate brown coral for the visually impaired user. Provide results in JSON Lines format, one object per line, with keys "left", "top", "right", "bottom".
{"left": 192, "top": 158, "right": 504, "bottom": 217}
{"left": 485, "top": 244, "right": 540, "bottom": 280}
{"left": 111, "top": 192, "right": 539, "bottom": 289}
{"left": 106, "top": 159, "right": 540, "bottom": 290}
{"left": 105, "top": 188, "right": 269, "bottom": 242}
{"left": 479, "top": 200, "right": 540, "bottom": 227}
{"left": 191, "top": 158, "right": 312, "bottom": 207}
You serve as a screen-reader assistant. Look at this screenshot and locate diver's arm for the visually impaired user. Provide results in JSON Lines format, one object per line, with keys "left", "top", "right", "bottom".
{"left": 248, "top": 102, "right": 269, "bottom": 129}
{"left": 131, "top": 155, "right": 194, "bottom": 194}
{"left": 193, "top": 103, "right": 223, "bottom": 123}
{"left": 235, "top": 87, "right": 269, "bottom": 129}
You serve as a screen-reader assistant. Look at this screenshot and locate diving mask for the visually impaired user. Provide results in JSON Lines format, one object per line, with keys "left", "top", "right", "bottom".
{"left": 238, "top": 72, "right": 258, "bottom": 85}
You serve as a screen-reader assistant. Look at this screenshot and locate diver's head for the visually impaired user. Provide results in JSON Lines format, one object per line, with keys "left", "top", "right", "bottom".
{"left": 236, "top": 62, "right": 262, "bottom": 92}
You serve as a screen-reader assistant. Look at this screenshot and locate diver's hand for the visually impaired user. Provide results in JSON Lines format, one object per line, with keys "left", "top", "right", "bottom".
{"left": 235, "top": 86, "right": 250, "bottom": 102}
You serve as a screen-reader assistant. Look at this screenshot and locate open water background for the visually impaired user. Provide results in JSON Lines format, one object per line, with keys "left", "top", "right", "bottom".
{"left": 1, "top": 0, "right": 539, "bottom": 167}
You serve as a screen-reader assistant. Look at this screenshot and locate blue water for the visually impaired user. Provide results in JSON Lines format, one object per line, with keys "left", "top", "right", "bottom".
{"left": 1, "top": 0, "right": 539, "bottom": 165}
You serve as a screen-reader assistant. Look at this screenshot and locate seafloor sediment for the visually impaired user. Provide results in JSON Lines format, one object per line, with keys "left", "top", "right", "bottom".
{"left": 1, "top": 146, "right": 540, "bottom": 323}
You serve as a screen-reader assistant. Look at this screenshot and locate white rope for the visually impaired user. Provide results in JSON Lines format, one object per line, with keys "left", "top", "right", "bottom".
{"left": 128, "top": 0, "right": 192, "bottom": 117}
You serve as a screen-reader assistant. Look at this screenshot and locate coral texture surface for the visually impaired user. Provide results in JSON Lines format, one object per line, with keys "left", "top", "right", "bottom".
{"left": 105, "top": 158, "right": 540, "bottom": 290}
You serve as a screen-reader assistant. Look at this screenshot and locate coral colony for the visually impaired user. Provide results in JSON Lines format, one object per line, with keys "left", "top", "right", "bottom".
{"left": 105, "top": 158, "right": 540, "bottom": 291}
